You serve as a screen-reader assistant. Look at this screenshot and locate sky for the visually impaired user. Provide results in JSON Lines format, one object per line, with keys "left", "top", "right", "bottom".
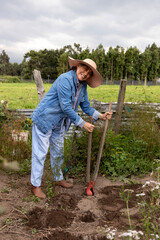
{"left": 1, "top": 0, "right": 160, "bottom": 63}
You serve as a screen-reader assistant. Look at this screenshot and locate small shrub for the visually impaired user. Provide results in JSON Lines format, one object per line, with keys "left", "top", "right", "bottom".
{"left": 64, "top": 103, "right": 160, "bottom": 179}
{"left": 0, "top": 75, "right": 21, "bottom": 83}
{"left": 0, "top": 102, "right": 31, "bottom": 168}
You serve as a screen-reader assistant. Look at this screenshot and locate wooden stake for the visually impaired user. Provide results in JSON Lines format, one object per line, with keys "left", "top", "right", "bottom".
{"left": 33, "top": 69, "right": 45, "bottom": 102}
{"left": 115, "top": 79, "right": 127, "bottom": 134}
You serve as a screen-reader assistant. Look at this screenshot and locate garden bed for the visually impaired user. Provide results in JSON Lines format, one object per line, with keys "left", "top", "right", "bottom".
{"left": 0, "top": 170, "right": 159, "bottom": 240}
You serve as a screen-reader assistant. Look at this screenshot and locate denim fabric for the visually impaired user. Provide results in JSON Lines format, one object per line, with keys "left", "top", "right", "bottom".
{"left": 31, "top": 70, "right": 101, "bottom": 187}
{"left": 31, "top": 123, "right": 65, "bottom": 186}
{"left": 31, "top": 70, "right": 100, "bottom": 134}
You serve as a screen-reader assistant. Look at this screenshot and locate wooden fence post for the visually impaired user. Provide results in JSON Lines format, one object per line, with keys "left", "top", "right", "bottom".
{"left": 114, "top": 79, "right": 127, "bottom": 134}
{"left": 33, "top": 69, "right": 45, "bottom": 102}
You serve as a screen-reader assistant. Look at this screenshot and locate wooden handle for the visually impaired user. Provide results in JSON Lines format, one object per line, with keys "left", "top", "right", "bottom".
{"left": 86, "top": 116, "right": 93, "bottom": 183}
{"left": 92, "top": 102, "right": 112, "bottom": 181}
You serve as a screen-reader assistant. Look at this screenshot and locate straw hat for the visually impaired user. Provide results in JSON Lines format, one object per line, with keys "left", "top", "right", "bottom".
{"left": 68, "top": 56, "right": 102, "bottom": 88}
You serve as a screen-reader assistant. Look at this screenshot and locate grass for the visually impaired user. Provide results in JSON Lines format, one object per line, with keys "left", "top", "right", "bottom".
{"left": 0, "top": 82, "right": 160, "bottom": 109}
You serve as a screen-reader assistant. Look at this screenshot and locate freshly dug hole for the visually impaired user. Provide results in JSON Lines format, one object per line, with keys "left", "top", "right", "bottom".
{"left": 80, "top": 211, "right": 95, "bottom": 222}
{"left": 27, "top": 207, "right": 75, "bottom": 229}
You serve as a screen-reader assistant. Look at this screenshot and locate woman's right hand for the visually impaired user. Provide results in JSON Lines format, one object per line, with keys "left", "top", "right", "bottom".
{"left": 83, "top": 122, "right": 95, "bottom": 132}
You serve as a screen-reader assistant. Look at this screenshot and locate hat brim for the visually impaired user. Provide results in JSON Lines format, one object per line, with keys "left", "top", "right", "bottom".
{"left": 68, "top": 57, "right": 102, "bottom": 88}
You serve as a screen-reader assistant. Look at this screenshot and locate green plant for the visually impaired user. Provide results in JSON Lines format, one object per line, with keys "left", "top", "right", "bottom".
{"left": 22, "top": 118, "right": 33, "bottom": 131}
{"left": 31, "top": 228, "right": 37, "bottom": 234}
{"left": 136, "top": 180, "right": 160, "bottom": 239}
{"left": 21, "top": 206, "right": 27, "bottom": 215}
{"left": 32, "top": 195, "right": 40, "bottom": 203}
{"left": 123, "top": 103, "right": 160, "bottom": 159}
{"left": 64, "top": 124, "right": 159, "bottom": 179}
{"left": 4, "top": 217, "right": 12, "bottom": 225}
{"left": 1, "top": 187, "right": 10, "bottom": 193}
{"left": 46, "top": 180, "right": 56, "bottom": 200}
{"left": 19, "top": 159, "right": 31, "bottom": 175}
{"left": 0, "top": 103, "right": 32, "bottom": 166}
{"left": 0, "top": 75, "right": 21, "bottom": 83}
{"left": 120, "top": 187, "right": 134, "bottom": 230}
{"left": 23, "top": 196, "right": 32, "bottom": 202}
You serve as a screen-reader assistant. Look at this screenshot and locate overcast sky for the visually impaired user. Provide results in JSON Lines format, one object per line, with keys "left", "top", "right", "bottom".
{"left": 1, "top": 0, "right": 160, "bottom": 63}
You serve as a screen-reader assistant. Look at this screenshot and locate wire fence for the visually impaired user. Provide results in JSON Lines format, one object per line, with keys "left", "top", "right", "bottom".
{"left": 16, "top": 101, "right": 160, "bottom": 137}
{"left": 21, "top": 79, "right": 160, "bottom": 86}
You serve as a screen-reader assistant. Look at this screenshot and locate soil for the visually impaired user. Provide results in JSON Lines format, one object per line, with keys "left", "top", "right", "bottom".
{"left": 0, "top": 170, "right": 159, "bottom": 240}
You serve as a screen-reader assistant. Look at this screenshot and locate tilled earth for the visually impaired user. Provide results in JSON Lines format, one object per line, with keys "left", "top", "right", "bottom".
{"left": 0, "top": 170, "right": 159, "bottom": 240}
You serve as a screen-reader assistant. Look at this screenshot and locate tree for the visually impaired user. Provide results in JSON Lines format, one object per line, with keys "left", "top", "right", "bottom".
{"left": 139, "top": 48, "right": 151, "bottom": 82}
{"left": 91, "top": 44, "right": 106, "bottom": 79}
{"left": 57, "top": 52, "right": 69, "bottom": 76}
{"left": 113, "top": 46, "right": 125, "bottom": 80}
{"left": 124, "top": 47, "right": 140, "bottom": 81}
{"left": 147, "top": 43, "right": 159, "bottom": 81}
{"left": 0, "top": 50, "right": 10, "bottom": 75}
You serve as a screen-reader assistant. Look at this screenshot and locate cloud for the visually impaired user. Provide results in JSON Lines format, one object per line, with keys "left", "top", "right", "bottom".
{"left": 0, "top": 0, "right": 160, "bottom": 63}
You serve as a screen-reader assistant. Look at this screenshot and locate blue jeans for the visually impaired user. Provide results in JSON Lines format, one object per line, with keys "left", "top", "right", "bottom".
{"left": 31, "top": 123, "right": 65, "bottom": 187}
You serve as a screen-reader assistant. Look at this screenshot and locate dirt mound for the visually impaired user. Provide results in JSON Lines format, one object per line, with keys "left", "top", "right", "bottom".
{"left": 98, "top": 184, "right": 143, "bottom": 229}
{"left": 50, "top": 193, "right": 80, "bottom": 210}
{"left": 40, "top": 230, "right": 83, "bottom": 240}
{"left": 40, "top": 231, "right": 107, "bottom": 240}
{"left": 27, "top": 207, "right": 75, "bottom": 229}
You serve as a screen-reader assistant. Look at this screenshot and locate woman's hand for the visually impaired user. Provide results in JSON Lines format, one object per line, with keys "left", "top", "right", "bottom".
{"left": 98, "top": 112, "right": 112, "bottom": 120}
{"left": 83, "top": 122, "right": 95, "bottom": 132}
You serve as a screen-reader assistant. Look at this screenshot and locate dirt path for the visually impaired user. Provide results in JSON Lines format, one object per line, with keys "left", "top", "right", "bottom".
{"left": 0, "top": 170, "right": 159, "bottom": 240}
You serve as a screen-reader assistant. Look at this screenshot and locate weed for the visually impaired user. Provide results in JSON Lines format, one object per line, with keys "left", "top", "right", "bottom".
{"left": 21, "top": 206, "right": 27, "bottom": 215}
{"left": 0, "top": 101, "right": 32, "bottom": 171}
{"left": 19, "top": 159, "right": 31, "bottom": 175}
{"left": 23, "top": 196, "right": 32, "bottom": 202}
{"left": 138, "top": 179, "right": 160, "bottom": 239}
{"left": 4, "top": 217, "right": 12, "bottom": 225}
{"left": 1, "top": 187, "right": 10, "bottom": 193}
{"left": 31, "top": 228, "right": 37, "bottom": 234}
{"left": 65, "top": 127, "right": 157, "bottom": 179}
{"left": 32, "top": 195, "right": 40, "bottom": 203}
{"left": 120, "top": 187, "right": 134, "bottom": 229}
{"left": 46, "top": 180, "right": 55, "bottom": 200}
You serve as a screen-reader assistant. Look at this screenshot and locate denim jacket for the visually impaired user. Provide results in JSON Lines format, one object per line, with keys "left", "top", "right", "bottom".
{"left": 31, "top": 70, "right": 100, "bottom": 134}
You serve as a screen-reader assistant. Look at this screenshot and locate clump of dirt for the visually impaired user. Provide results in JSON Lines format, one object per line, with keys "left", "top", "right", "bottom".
{"left": 50, "top": 193, "right": 80, "bottom": 210}
{"left": 39, "top": 231, "right": 83, "bottom": 240}
{"left": 40, "top": 231, "right": 107, "bottom": 240}
{"left": 27, "top": 207, "right": 75, "bottom": 229}
{"left": 80, "top": 211, "right": 95, "bottom": 222}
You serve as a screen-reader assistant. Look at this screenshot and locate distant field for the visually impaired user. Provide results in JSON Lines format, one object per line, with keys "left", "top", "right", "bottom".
{"left": 0, "top": 82, "right": 160, "bottom": 109}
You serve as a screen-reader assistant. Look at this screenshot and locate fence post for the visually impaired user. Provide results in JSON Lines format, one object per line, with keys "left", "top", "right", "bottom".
{"left": 33, "top": 69, "right": 45, "bottom": 102}
{"left": 114, "top": 79, "right": 127, "bottom": 134}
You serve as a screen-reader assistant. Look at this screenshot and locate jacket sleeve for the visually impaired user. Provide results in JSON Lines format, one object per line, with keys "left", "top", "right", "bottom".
{"left": 57, "top": 76, "right": 84, "bottom": 127}
{"left": 80, "top": 87, "right": 100, "bottom": 121}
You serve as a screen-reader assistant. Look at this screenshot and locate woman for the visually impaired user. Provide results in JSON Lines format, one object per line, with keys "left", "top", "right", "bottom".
{"left": 31, "top": 56, "right": 112, "bottom": 198}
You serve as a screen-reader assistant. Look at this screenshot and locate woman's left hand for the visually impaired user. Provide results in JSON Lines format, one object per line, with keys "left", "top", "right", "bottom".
{"left": 98, "top": 112, "right": 112, "bottom": 120}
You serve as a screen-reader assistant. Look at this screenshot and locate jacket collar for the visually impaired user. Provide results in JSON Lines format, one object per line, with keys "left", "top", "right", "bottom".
{"left": 71, "top": 70, "right": 78, "bottom": 87}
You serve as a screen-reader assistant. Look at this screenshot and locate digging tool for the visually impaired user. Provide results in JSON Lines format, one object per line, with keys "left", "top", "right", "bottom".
{"left": 85, "top": 102, "right": 112, "bottom": 196}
